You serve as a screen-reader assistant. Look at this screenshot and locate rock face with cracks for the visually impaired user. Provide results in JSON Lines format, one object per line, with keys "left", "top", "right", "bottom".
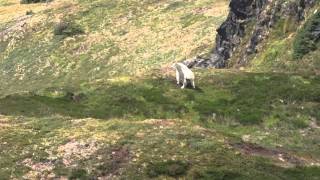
{"left": 186, "top": 0, "right": 317, "bottom": 68}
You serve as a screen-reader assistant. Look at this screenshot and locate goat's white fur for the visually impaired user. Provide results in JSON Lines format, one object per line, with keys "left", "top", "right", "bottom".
{"left": 172, "top": 63, "right": 195, "bottom": 89}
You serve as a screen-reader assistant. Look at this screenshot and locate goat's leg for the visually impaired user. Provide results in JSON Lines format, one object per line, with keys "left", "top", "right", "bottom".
{"left": 191, "top": 79, "right": 196, "bottom": 89}
{"left": 176, "top": 70, "right": 180, "bottom": 85}
{"left": 181, "top": 78, "right": 187, "bottom": 89}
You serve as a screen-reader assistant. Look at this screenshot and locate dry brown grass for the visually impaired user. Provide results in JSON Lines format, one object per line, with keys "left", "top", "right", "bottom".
{"left": 0, "top": 0, "right": 77, "bottom": 25}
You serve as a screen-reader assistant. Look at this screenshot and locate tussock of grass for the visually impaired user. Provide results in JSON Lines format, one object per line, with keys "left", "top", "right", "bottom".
{"left": 147, "top": 160, "right": 190, "bottom": 178}
{"left": 53, "top": 21, "right": 84, "bottom": 36}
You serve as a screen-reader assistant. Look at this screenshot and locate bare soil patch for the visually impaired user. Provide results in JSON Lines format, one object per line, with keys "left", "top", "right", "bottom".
{"left": 94, "top": 146, "right": 131, "bottom": 179}
{"left": 142, "top": 119, "right": 176, "bottom": 127}
{"left": 57, "top": 139, "right": 100, "bottom": 167}
{"left": 21, "top": 158, "right": 55, "bottom": 179}
{"left": 231, "top": 142, "right": 320, "bottom": 167}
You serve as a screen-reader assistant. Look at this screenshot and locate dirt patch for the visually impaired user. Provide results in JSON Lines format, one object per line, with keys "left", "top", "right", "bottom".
{"left": 193, "top": 7, "right": 211, "bottom": 14}
{"left": 0, "top": 15, "right": 30, "bottom": 42}
{"left": 22, "top": 158, "right": 55, "bottom": 179}
{"left": 231, "top": 142, "right": 307, "bottom": 167}
{"left": 56, "top": 139, "right": 100, "bottom": 167}
{"left": 160, "top": 65, "right": 174, "bottom": 77}
{"left": 110, "top": 146, "right": 131, "bottom": 170}
{"left": 0, "top": 115, "right": 15, "bottom": 128}
{"left": 142, "top": 119, "right": 176, "bottom": 127}
{"left": 309, "top": 118, "right": 320, "bottom": 129}
{"left": 299, "top": 118, "right": 320, "bottom": 136}
{"left": 95, "top": 146, "right": 131, "bottom": 179}
{"left": 149, "top": 66, "right": 175, "bottom": 80}
{"left": 201, "top": 1, "right": 229, "bottom": 17}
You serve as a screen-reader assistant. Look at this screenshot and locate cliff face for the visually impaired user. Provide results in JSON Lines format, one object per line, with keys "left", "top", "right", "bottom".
{"left": 187, "top": 0, "right": 317, "bottom": 68}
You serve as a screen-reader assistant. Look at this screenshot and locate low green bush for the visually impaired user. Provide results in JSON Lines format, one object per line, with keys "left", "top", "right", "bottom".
{"left": 26, "top": 10, "right": 34, "bottom": 15}
{"left": 147, "top": 160, "right": 189, "bottom": 178}
{"left": 293, "top": 12, "right": 320, "bottom": 59}
{"left": 54, "top": 21, "right": 84, "bottom": 37}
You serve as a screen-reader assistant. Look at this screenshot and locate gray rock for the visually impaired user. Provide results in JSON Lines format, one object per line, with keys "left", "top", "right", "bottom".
{"left": 189, "top": 0, "right": 316, "bottom": 68}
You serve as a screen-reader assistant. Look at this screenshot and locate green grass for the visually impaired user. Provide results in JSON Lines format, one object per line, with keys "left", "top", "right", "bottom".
{"left": 0, "top": 71, "right": 319, "bottom": 179}
{"left": 180, "top": 13, "right": 207, "bottom": 28}
{"left": 2, "top": 71, "right": 319, "bottom": 124}
{"left": 147, "top": 160, "right": 190, "bottom": 178}
{"left": 241, "top": 3, "right": 320, "bottom": 73}
{"left": 1, "top": 0, "right": 320, "bottom": 179}
{"left": 0, "top": 0, "right": 228, "bottom": 94}
{"left": 293, "top": 11, "right": 320, "bottom": 59}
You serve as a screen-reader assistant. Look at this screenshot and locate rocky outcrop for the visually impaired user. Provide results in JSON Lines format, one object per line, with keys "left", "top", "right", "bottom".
{"left": 186, "top": 0, "right": 317, "bottom": 68}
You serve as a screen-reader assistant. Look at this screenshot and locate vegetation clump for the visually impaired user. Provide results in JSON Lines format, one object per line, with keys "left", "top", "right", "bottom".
{"left": 69, "top": 169, "right": 89, "bottom": 180}
{"left": 293, "top": 12, "right": 320, "bottom": 59}
{"left": 20, "top": 0, "right": 51, "bottom": 4}
{"left": 54, "top": 21, "right": 84, "bottom": 37}
{"left": 26, "top": 10, "right": 34, "bottom": 15}
{"left": 147, "top": 160, "right": 190, "bottom": 178}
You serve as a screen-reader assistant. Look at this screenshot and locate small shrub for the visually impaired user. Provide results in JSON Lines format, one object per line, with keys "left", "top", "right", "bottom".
{"left": 293, "top": 12, "right": 320, "bottom": 59}
{"left": 54, "top": 21, "right": 84, "bottom": 37}
{"left": 147, "top": 160, "right": 189, "bottom": 178}
{"left": 26, "top": 10, "right": 33, "bottom": 15}
{"left": 164, "top": 1, "right": 185, "bottom": 11}
{"left": 64, "top": 91, "right": 75, "bottom": 101}
{"left": 238, "top": 112, "right": 263, "bottom": 125}
{"left": 69, "top": 169, "right": 89, "bottom": 180}
{"left": 191, "top": 169, "right": 243, "bottom": 179}
{"left": 20, "top": 0, "right": 51, "bottom": 4}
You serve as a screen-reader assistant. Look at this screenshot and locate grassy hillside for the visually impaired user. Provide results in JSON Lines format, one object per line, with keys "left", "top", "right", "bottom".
{"left": 247, "top": 5, "right": 320, "bottom": 74}
{"left": 1, "top": 70, "right": 320, "bottom": 179}
{"left": 0, "top": 0, "right": 320, "bottom": 179}
{"left": 0, "top": 0, "right": 227, "bottom": 96}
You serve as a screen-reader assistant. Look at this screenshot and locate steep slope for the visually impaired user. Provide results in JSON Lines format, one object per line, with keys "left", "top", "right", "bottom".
{"left": 188, "top": 0, "right": 320, "bottom": 72}
{"left": 0, "top": 0, "right": 228, "bottom": 96}
{"left": 1, "top": 0, "right": 320, "bottom": 179}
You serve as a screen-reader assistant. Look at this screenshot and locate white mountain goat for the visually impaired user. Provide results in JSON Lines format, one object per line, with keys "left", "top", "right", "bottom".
{"left": 171, "top": 63, "right": 195, "bottom": 89}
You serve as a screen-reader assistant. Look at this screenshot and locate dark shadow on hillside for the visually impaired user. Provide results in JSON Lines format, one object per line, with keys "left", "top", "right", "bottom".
{"left": 0, "top": 73, "right": 319, "bottom": 125}
{"left": 52, "top": 133, "right": 320, "bottom": 179}
{"left": 192, "top": 72, "right": 320, "bottom": 125}
{"left": 0, "top": 79, "right": 187, "bottom": 120}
